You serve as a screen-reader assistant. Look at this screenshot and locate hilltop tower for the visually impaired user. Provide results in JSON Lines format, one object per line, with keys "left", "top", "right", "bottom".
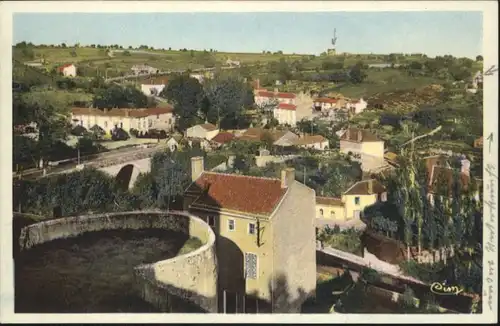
{"left": 327, "top": 28, "right": 338, "bottom": 56}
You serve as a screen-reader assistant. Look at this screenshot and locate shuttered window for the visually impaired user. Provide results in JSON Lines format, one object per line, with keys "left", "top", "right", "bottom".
{"left": 245, "top": 253, "right": 258, "bottom": 280}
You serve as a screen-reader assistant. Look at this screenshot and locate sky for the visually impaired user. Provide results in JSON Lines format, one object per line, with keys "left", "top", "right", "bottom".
{"left": 13, "top": 11, "right": 483, "bottom": 58}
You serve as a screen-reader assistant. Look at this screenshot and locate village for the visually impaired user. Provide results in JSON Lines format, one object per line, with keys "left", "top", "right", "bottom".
{"left": 11, "top": 16, "right": 485, "bottom": 316}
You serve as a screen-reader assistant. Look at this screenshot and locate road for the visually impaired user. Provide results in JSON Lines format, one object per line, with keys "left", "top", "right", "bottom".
{"left": 105, "top": 66, "right": 238, "bottom": 83}
{"left": 14, "top": 143, "right": 168, "bottom": 181}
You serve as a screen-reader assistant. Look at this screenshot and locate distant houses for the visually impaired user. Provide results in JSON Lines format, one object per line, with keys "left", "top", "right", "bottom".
{"left": 315, "top": 179, "right": 387, "bottom": 230}
{"left": 58, "top": 63, "right": 77, "bottom": 77}
{"left": 186, "top": 123, "right": 220, "bottom": 141}
{"left": 131, "top": 64, "right": 158, "bottom": 75}
{"left": 313, "top": 97, "right": 367, "bottom": 117}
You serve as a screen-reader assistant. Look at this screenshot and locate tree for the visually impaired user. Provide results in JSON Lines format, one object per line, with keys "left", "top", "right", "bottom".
{"left": 349, "top": 62, "right": 367, "bottom": 84}
{"left": 475, "top": 55, "right": 483, "bottom": 62}
{"left": 160, "top": 74, "right": 204, "bottom": 131}
{"left": 203, "top": 75, "right": 253, "bottom": 129}
{"left": 93, "top": 85, "right": 149, "bottom": 109}
{"left": 15, "top": 92, "right": 71, "bottom": 167}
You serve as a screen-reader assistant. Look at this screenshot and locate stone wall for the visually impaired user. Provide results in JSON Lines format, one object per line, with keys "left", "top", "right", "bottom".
{"left": 17, "top": 210, "right": 218, "bottom": 313}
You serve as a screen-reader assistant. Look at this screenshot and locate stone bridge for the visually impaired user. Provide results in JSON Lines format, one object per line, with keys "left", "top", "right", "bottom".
{"left": 98, "top": 157, "right": 152, "bottom": 189}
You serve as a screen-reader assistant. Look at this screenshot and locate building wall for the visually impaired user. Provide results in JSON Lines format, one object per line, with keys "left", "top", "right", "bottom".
{"left": 316, "top": 203, "right": 346, "bottom": 221}
{"left": 186, "top": 207, "right": 275, "bottom": 310}
{"left": 141, "top": 84, "right": 166, "bottom": 96}
{"left": 63, "top": 65, "right": 77, "bottom": 77}
{"left": 273, "top": 109, "right": 297, "bottom": 126}
{"left": 342, "top": 194, "right": 378, "bottom": 220}
{"left": 271, "top": 181, "right": 316, "bottom": 313}
{"left": 71, "top": 112, "right": 174, "bottom": 134}
{"left": 361, "top": 141, "right": 385, "bottom": 158}
{"left": 17, "top": 210, "right": 218, "bottom": 313}
{"left": 339, "top": 140, "right": 363, "bottom": 155}
{"left": 298, "top": 140, "right": 330, "bottom": 151}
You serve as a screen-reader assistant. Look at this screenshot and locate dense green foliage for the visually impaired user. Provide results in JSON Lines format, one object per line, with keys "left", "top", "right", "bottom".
{"left": 160, "top": 73, "right": 254, "bottom": 131}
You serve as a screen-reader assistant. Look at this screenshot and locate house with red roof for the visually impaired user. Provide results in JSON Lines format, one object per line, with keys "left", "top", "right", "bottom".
{"left": 273, "top": 102, "right": 297, "bottom": 126}
{"left": 58, "top": 63, "right": 77, "bottom": 77}
{"left": 184, "top": 157, "right": 317, "bottom": 313}
{"left": 210, "top": 131, "right": 235, "bottom": 148}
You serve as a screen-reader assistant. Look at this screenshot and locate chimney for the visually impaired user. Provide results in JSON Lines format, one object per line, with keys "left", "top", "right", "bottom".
{"left": 357, "top": 130, "right": 363, "bottom": 142}
{"left": 191, "top": 156, "right": 204, "bottom": 182}
{"left": 368, "top": 179, "right": 374, "bottom": 194}
{"left": 461, "top": 158, "right": 471, "bottom": 176}
{"left": 281, "top": 167, "right": 295, "bottom": 188}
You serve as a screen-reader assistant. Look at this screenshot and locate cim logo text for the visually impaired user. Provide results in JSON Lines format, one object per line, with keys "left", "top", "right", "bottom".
{"left": 430, "top": 282, "right": 463, "bottom": 295}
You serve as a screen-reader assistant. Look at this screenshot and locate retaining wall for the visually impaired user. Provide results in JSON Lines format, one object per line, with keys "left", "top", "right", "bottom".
{"left": 17, "top": 210, "right": 218, "bottom": 313}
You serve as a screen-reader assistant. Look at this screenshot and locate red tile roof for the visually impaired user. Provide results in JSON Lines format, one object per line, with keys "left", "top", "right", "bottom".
{"left": 293, "top": 134, "right": 327, "bottom": 145}
{"left": 58, "top": 63, "right": 74, "bottom": 71}
{"left": 185, "top": 172, "right": 288, "bottom": 216}
{"left": 71, "top": 106, "right": 173, "bottom": 118}
{"left": 277, "top": 103, "right": 297, "bottom": 111}
{"left": 211, "top": 132, "right": 235, "bottom": 144}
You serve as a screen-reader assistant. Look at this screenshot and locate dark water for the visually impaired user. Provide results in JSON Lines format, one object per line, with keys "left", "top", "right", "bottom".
{"left": 15, "top": 229, "right": 189, "bottom": 313}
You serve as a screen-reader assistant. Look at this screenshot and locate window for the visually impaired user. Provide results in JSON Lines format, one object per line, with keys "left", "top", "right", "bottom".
{"left": 143, "top": 120, "right": 146, "bottom": 128}
{"left": 104, "top": 121, "right": 108, "bottom": 128}
{"left": 228, "top": 219, "right": 235, "bottom": 232}
{"left": 148, "top": 119, "right": 153, "bottom": 128}
{"left": 354, "top": 197, "right": 360, "bottom": 205}
{"left": 156, "top": 114, "right": 160, "bottom": 119}
{"left": 245, "top": 253, "right": 258, "bottom": 280}
{"left": 168, "top": 118, "right": 172, "bottom": 125}
{"left": 120, "top": 122, "right": 123, "bottom": 128}
{"left": 319, "top": 209, "right": 324, "bottom": 216}
{"left": 330, "top": 211, "right": 335, "bottom": 219}
{"left": 80, "top": 120, "right": 83, "bottom": 126}
{"left": 248, "top": 223, "right": 256, "bottom": 235}
{"left": 206, "top": 216, "right": 215, "bottom": 227}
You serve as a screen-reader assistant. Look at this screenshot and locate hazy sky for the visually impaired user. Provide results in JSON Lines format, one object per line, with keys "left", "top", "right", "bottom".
{"left": 13, "top": 12, "right": 483, "bottom": 58}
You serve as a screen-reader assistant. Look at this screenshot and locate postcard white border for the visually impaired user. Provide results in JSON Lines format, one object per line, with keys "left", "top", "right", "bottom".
{"left": 0, "top": 1, "right": 497, "bottom": 324}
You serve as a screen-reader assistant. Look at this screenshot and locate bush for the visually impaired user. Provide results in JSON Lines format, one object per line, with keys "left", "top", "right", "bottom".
{"left": 111, "top": 127, "right": 130, "bottom": 141}
{"left": 129, "top": 128, "right": 139, "bottom": 137}
{"left": 71, "top": 125, "right": 88, "bottom": 136}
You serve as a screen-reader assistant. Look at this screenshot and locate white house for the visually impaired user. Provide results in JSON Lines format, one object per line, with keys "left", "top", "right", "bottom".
{"left": 131, "top": 64, "right": 158, "bottom": 75}
{"left": 339, "top": 128, "right": 385, "bottom": 172}
{"left": 346, "top": 98, "right": 368, "bottom": 114}
{"left": 226, "top": 59, "right": 241, "bottom": 67}
{"left": 58, "top": 64, "right": 77, "bottom": 77}
{"left": 273, "top": 103, "right": 297, "bottom": 127}
{"left": 292, "top": 134, "right": 329, "bottom": 151}
{"left": 166, "top": 135, "right": 182, "bottom": 152}
{"left": 140, "top": 77, "right": 169, "bottom": 96}
{"left": 70, "top": 106, "right": 175, "bottom": 135}
{"left": 185, "top": 123, "right": 220, "bottom": 141}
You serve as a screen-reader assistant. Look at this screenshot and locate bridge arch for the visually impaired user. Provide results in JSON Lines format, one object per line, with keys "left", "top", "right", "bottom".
{"left": 115, "top": 163, "right": 143, "bottom": 190}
